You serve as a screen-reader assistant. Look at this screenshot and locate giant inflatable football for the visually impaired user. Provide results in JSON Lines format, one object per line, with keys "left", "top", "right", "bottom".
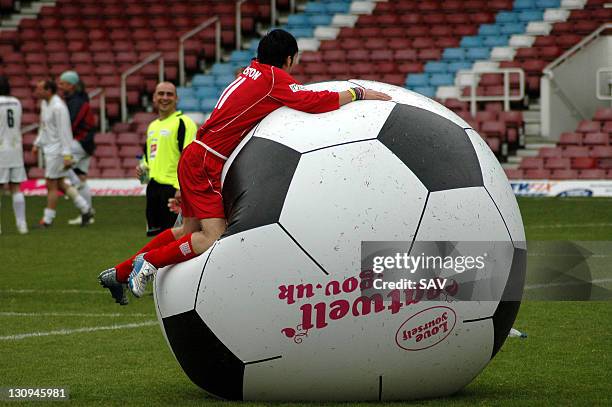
{"left": 153, "top": 80, "right": 526, "bottom": 401}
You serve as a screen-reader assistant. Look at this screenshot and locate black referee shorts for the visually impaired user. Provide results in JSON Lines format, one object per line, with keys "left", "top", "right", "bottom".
{"left": 145, "top": 178, "right": 178, "bottom": 236}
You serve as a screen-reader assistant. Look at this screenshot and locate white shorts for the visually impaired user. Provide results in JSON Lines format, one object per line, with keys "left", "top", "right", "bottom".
{"left": 71, "top": 140, "right": 91, "bottom": 175}
{"left": 44, "top": 154, "right": 69, "bottom": 179}
{"left": 0, "top": 166, "right": 27, "bottom": 184}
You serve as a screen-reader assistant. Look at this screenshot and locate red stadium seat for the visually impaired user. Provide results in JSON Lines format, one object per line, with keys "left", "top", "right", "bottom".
{"left": 100, "top": 168, "right": 126, "bottom": 178}
{"left": 583, "top": 132, "right": 608, "bottom": 145}
{"left": 504, "top": 168, "right": 523, "bottom": 179}
{"left": 118, "top": 145, "right": 143, "bottom": 159}
{"left": 95, "top": 133, "right": 116, "bottom": 146}
{"left": 520, "top": 157, "right": 544, "bottom": 169}
{"left": 550, "top": 169, "right": 577, "bottom": 180}
{"left": 577, "top": 120, "right": 601, "bottom": 134}
{"left": 524, "top": 169, "right": 550, "bottom": 179}
{"left": 370, "top": 50, "right": 393, "bottom": 62}
{"left": 559, "top": 132, "right": 583, "bottom": 146}
{"left": 538, "top": 147, "right": 562, "bottom": 158}
{"left": 486, "top": 137, "right": 501, "bottom": 153}
{"left": 322, "top": 50, "right": 345, "bottom": 62}
{"left": 545, "top": 157, "right": 570, "bottom": 169}
{"left": 97, "top": 157, "right": 121, "bottom": 169}
{"left": 578, "top": 169, "right": 605, "bottom": 179}
{"left": 498, "top": 111, "right": 523, "bottom": 128}
{"left": 116, "top": 133, "right": 140, "bottom": 146}
{"left": 121, "top": 158, "right": 140, "bottom": 170}
{"left": 578, "top": 169, "right": 606, "bottom": 179}
{"left": 94, "top": 145, "right": 118, "bottom": 158}
{"left": 481, "top": 122, "right": 506, "bottom": 138}
{"left": 562, "top": 146, "right": 590, "bottom": 158}
{"left": 394, "top": 49, "right": 418, "bottom": 62}
{"left": 594, "top": 107, "right": 612, "bottom": 122}
{"left": 571, "top": 157, "right": 596, "bottom": 169}
{"left": 590, "top": 146, "right": 612, "bottom": 158}
{"left": 475, "top": 111, "right": 497, "bottom": 124}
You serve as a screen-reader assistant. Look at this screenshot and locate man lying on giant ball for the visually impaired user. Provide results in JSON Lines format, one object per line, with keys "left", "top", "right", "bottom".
{"left": 98, "top": 29, "right": 392, "bottom": 304}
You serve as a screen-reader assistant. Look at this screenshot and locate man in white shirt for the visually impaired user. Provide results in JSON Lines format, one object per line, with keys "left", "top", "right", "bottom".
{"left": 32, "top": 79, "right": 93, "bottom": 227}
{"left": 0, "top": 75, "right": 28, "bottom": 234}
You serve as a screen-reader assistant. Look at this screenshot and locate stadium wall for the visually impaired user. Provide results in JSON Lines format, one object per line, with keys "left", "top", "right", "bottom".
{"left": 18, "top": 178, "right": 612, "bottom": 198}
{"left": 541, "top": 30, "right": 612, "bottom": 139}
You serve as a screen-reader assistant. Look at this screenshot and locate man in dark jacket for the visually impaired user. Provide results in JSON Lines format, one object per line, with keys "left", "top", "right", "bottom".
{"left": 58, "top": 71, "right": 96, "bottom": 225}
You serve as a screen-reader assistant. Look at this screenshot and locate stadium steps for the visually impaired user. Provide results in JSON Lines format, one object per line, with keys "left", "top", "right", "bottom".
{"left": 177, "top": 0, "right": 366, "bottom": 117}
{"left": 506, "top": 106, "right": 612, "bottom": 180}
{"left": 0, "top": 0, "right": 54, "bottom": 28}
{"left": 433, "top": 0, "right": 587, "bottom": 100}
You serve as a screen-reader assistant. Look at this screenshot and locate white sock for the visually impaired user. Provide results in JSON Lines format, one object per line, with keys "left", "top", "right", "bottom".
{"left": 12, "top": 192, "right": 26, "bottom": 227}
{"left": 65, "top": 185, "right": 90, "bottom": 214}
{"left": 43, "top": 208, "right": 56, "bottom": 224}
{"left": 80, "top": 183, "right": 93, "bottom": 210}
{"left": 67, "top": 170, "right": 81, "bottom": 188}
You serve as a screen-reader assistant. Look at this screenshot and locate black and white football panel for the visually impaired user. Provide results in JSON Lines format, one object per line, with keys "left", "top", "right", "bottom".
{"left": 280, "top": 139, "right": 429, "bottom": 277}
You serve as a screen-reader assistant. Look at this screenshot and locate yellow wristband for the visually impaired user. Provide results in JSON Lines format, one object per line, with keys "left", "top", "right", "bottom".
{"left": 63, "top": 155, "right": 72, "bottom": 160}
{"left": 347, "top": 88, "right": 357, "bottom": 102}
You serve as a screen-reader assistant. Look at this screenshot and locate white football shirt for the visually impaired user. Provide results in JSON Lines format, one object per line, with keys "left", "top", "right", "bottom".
{"left": 0, "top": 95, "right": 23, "bottom": 168}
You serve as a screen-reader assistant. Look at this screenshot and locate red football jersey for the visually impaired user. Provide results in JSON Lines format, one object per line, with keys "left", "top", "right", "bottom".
{"left": 196, "top": 59, "right": 340, "bottom": 159}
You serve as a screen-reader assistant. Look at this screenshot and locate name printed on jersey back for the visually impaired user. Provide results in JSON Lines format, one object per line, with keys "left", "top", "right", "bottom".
{"left": 242, "top": 67, "right": 262, "bottom": 80}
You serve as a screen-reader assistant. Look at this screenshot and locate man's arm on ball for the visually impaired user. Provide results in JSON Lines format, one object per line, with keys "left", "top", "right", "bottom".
{"left": 338, "top": 88, "right": 392, "bottom": 106}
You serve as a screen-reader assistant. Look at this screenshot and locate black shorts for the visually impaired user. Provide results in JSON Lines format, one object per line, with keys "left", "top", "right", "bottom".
{"left": 145, "top": 178, "right": 178, "bottom": 236}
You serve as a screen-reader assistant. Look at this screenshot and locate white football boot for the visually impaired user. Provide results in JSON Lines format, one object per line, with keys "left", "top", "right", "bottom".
{"left": 128, "top": 254, "right": 158, "bottom": 298}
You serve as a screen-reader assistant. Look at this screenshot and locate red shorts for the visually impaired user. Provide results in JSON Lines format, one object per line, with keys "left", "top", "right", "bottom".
{"left": 177, "top": 142, "right": 226, "bottom": 219}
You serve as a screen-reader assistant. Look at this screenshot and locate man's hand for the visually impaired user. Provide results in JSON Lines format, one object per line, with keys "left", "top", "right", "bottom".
{"left": 363, "top": 89, "right": 392, "bottom": 101}
{"left": 32, "top": 145, "right": 38, "bottom": 156}
{"left": 63, "top": 155, "right": 73, "bottom": 169}
{"left": 135, "top": 165, "right": 143, "bottom": 179}
{"left": 339, "top": 88, "right": 392, "bottom": 106}
{"left": 168, "top": 190, "right": 182, "bottom": 214}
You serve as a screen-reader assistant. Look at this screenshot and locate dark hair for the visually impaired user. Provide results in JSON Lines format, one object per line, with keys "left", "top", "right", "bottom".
{"left": 257, "top": 29, "right": 298, "bottom": 69}
{"left": 42, "top": 79, "right": 57, "bottom": 94}
{"left": 0, "top": 75, "right": 10, "bottom": 96}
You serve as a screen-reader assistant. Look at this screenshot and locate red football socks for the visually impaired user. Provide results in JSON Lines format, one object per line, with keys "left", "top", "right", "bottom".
{"left": 143, "top": 233, "right": 198, "bottom": 268}
{"left": 115, "top": 229, "right": 176, "bottom": 282}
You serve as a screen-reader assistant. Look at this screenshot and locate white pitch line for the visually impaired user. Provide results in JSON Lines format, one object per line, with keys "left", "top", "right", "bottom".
{"left": 0, "top": 289, "right": 107, "bottom": 294}
{"left": 0, "top": 312, "right": 153, "bottom": 317}
{"left": 0, "top": 321, "right": 158, "bottom": 341}
{"left": 528, "top": 223, "right": 612, "bottom": 229}
{"left": 524, "top": 278, "right": 612, "bottom": 290}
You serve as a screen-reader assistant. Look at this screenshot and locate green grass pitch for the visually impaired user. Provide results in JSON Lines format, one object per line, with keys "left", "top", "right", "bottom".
{"left": 0, "top": 196, "right": 610, "bottom": 406}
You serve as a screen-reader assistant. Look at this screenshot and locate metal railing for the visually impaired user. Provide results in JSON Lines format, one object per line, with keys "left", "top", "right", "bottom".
{"left": 237, "top": 0, "right": 289, "bottom": 50}
{"left": 236, "top": 0, "right": 249, "bottom": 51}
{"left": 20, "top": 87, "right": 107, "bottom": 134}
{"left": 596, "top": 67, "right": 612, "bottom": 101}
{"left": 542, "top": 23, "right": 612, "bottom": 122}
{"left": 179, "top": 17, "right": 221, "bottom": 86}
{"left": 544, "top": 23, "right": 611, "bottom": 75}
{"left": 121, "top": 53, "right": 164, "bottom": 122}
{"left": 457, "top": 68, "right": 525, "bottom": 116}
{"left": 271, "top": 0, "right": 277, "bottom": 26}
{"left": 88, "top": 88, "right": 107, "bottom": 133}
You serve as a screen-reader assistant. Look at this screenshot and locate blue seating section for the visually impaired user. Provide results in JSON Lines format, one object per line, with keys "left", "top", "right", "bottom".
{"left": 179, "top": 0, "right": 353, "bottom": 113}
{"left": 181, "top": 0, "right": 560, "bottom": 112}
{"left": 405, "top": 0, "right": 557, "bottom": 96}
{"left": 284, "top": 0, "right": 351, "bottom": 39}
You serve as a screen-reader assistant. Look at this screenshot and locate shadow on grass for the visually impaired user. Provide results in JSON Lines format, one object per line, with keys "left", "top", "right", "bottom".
{"left": 151, "top": 381, "right": 520, "bottom": 407}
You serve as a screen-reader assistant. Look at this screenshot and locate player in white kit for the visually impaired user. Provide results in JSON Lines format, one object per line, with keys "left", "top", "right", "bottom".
{"left": 0, "top": 76, "right": 28, "bottom": 234}
{"left": 32, "top": 79, "right": 93, "bottom": 227}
